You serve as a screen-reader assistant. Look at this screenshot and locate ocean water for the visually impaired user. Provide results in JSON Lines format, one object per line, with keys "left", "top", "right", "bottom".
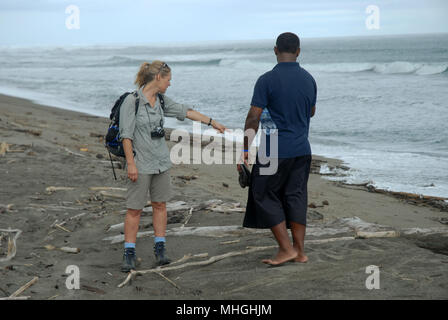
{"left": 0, "top": 34, "right": 447, "bottom": 197}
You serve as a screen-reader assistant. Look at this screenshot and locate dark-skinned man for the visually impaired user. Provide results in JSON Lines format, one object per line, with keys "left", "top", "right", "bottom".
{"left": 238, "top": 32, "right": 317, "bottom": 266}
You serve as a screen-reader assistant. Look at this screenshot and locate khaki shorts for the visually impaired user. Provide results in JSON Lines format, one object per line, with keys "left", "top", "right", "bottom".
{"left": 126, "top": 170, "right": 172, "bottom": 210}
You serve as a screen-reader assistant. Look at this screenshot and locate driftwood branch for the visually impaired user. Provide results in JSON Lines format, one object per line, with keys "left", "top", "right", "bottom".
{"left": 9, "top": 277, "right": 38, "bottom": 298}
{"left": 155, "top": 272, "right": 180, "bottom": 289}
{"left": 118, "top": 246, "right": 276, "bottom": 288}
{"left": 181, "top": 207, "right": 194, "bottom": 228}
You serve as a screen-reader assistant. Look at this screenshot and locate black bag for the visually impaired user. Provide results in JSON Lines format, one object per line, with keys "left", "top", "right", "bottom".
{"left": 105, "top": 91, "right": 139, "bottom": 158}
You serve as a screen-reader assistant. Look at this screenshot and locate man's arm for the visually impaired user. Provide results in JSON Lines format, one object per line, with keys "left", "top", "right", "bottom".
{"left": 311, "top": 105, "right": 316, "bottom": 118}
{"left": 244, "top": 106, "right": 263, "bottom": 151}
{"left": 237, "top": 106, "right": 263, "bottom": 170}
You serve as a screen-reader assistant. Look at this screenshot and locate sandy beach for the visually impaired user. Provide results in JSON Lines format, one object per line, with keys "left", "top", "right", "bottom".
{"left": 1, "top": 93, "right": 447, "bottom": 300}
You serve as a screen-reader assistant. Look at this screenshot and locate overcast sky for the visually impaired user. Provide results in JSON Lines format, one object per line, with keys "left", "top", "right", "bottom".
{"left": 1, "top": 0, "right": 447, "bottom": 46}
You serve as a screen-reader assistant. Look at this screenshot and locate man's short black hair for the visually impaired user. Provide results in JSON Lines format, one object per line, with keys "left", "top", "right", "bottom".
{"left": 276, "top": 32, "right": 300, "bottom": 54}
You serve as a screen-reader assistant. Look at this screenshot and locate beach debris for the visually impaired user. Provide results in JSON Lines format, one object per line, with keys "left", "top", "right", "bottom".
{"left": 8, "top": 276, "right": 38, "bottom": 298}
{"left": 365, "top": 186, "right": 448, "bottom": 211}
{"left": 0, "top": 142, "right": 10, "bottom": 157}
{"left": 355, "top": 230, "right": 400, "bottom": 239}
{"left": 45, "top": 186, "right": 75, "bottom": 193}
{"left": 0, "top": 204, "right": 14, "bottom": 214}
{"left": 180, "top": 207, "right": 194, "bottom": 228}
{"left": 44, "top": 244, "right": 80, "bottom": 254}
{"left": 118, "top": 246, "right": 277, "bottom": 288}
{"left": 0, "top": 228, "right": 22, "bottom": 263}
{"left": 99, "top": 190, "right": 125, "bottom": 200}
{"left": 208, "top": 202, "right": 245, "bottom": 213}
{"left": 81, "top": 285, "right": 106, "bottom": 295}
{"left": 177, "top": 175, "right": 198, "bottom": 181}
{"left": 12, "top": 128, "right": 42, "bottom": 136}
{"left": 80, "top": 148, "right": 88, "bottom": 152}
{"left": 222, "top": 183, "right": 229, "bottom": 188}
{"left": 322, "top": 200, "right": 329, "bottom": 205}
{"left": 89, "top": 187, "right": 127, "bottom": 192}
{"left": 155, "top": 272, "right": 180, "bottom": 289}
{"left": 0, "top": 296, "right": 31, "bottom": 300}
{"left": 308, "top": 210, "right": 324, "bottom": 221}
{"left": 90, "top": 132, "right": 104, "bottom": 138}
{"left": 139, "top": 201, "right": 190, "bottom": 214}
{"left": 308, "top": 202, "right": 317, "bottom": 208}
{"left": 103, "top": 226, "right": 270, "bottom": 244}
{"left": 220, "top": 239, "right": 240, "bottom": 245}
{"left": 63, "top": 147, "right": 86, "bottom": 157}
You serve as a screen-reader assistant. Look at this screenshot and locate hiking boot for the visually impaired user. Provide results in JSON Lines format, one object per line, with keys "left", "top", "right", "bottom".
{"left": 154, "top": 242, "right": 171, "bottom": 266}
{"left": 121, "top": 248, "right": 136, "bottom": 272}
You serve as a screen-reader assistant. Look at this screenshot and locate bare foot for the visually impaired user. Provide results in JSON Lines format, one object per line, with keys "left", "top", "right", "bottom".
{"left": 262, "top": 248, "right": 298, "bottom": 266}
{"left": 293, "top": 255, "right": 308, "bottom": 263}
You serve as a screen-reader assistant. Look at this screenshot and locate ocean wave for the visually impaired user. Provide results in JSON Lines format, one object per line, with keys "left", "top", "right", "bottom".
{"left": 88, "top": 55, "right": 223, "bottom": 67}
{"left": 304, "top": 61, "right": 448, "bottom": 76}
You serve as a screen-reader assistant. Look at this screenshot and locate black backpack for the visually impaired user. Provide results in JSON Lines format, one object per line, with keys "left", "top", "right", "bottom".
{"left": 104, "top": 91, "right": 165, "bottom": 179}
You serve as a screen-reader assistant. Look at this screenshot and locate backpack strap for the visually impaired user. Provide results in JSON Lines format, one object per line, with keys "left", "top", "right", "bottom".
{"left": 133, "top": 91, "right": 140, "bottom": 115}
{"left": 157, "top": 93, "right": 165, "bottom": 111}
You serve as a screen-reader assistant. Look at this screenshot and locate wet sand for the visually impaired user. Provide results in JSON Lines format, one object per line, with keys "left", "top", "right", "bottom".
{"left": 0, "top": 93, "right": 447, "bottom": 300}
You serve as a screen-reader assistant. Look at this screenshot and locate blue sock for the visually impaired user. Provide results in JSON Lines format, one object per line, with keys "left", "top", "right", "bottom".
{"left": 124, "top": 242, "right": 135, "bottom": 250}
{"left": 154, "top": 237, "right": 166, "bottom": 244}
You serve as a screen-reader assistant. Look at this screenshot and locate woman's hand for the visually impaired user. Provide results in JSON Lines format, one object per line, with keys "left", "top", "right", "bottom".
{"left": 127, "top": 163, "right": 138, "bottom": 182}
{"left": 211, "top": 120, "right": 227, "bottom": 134}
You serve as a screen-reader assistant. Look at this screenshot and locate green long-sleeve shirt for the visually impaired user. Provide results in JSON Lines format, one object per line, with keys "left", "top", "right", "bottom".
{"left": 119, "top": 88, "right": 191, "bottom": 174}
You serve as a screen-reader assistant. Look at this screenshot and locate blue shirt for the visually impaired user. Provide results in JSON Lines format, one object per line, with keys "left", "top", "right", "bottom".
{"left": 251, "top": 62, "right": 317, "bottom": 158}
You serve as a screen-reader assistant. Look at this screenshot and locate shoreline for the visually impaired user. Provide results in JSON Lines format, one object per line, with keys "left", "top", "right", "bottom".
{"left": 0, "top": 91, "right": 446, "bottom": 203}
{"left": 1, "top": 93, "right": 448, "bottom": 299}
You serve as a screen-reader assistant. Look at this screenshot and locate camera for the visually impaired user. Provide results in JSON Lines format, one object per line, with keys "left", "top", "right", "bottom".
{"left": 151, "top": 127, "right": 165, "bottom": 138}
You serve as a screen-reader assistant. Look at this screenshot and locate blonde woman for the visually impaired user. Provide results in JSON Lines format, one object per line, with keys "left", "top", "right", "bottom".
{"left": 119, "top": 61, "right": 226, "bottom": 272}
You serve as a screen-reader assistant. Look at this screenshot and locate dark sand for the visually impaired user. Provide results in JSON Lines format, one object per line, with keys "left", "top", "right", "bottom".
{"left": 1, "top": 93, "right": 447, "bottom": 300}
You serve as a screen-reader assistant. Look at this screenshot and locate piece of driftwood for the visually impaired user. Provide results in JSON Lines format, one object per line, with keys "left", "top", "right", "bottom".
{"left": 118, "top": 246, "right": 277, "bottom": 288}
{"left": 44, "top": 244, "right": 80, "bottom": 253}
{"left": 0, "top": 296, "right": 31, "bottom": 300}
{"left": 0, "top": 142, "right": 10, "bottom": 157}
{"left": 355, "top": 231, "right": 400, "bottom": 239}
{"left": 181, "top": 207, "right": 194, "bottom": 228}
{"left": 141, "top": 201, "right": 190, "bottom": 214}
{"left": 0, "top": 228, "right": 22, "bottom": 263}
{"left": 59, "top": 247, "right": 81, "bottom": 254}
{"left": 54, "top": 224, "right": 72, "bottom": 233}
{"left": 69, "top": 212, "right": 88, "bottom": 221}
{"left": 9, "top": 277, "right": 38, "bottom": 298}
{"left": 155, "top": 272, "right": 180, "bottom": 289}
{"left": 46, "top": 186, "right": 75, "bottom": 193}
{"left": 99, "top": 191, "right": 126, "bottom": 200}
{"left": 103, "top": 226, "right": 270, "bottom": 244}
{"left": 89, "top": 187, "right": 127, "bottom": 192}
{"left": 63, "top": 147, "right": 86, "bottom": 157}
{"left": 170, "top": 253, "right": 209, "bottom": 266}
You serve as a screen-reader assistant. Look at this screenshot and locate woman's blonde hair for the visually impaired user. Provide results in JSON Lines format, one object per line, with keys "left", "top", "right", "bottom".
{"left": 134, "top": 60, "right": 171, "bottom": 88}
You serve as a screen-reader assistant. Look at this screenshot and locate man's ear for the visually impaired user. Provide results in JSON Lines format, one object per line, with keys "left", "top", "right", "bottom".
{"left": 296, "top": 48, "right": 301, "bottom": 57}
{"left": 274, "top": 46, "right": 279, "bottom": 56}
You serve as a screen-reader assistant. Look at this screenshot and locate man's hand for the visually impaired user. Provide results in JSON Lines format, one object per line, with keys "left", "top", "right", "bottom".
{"left": 127, "top": 163, "right": 138, "bottom": 182}
{"left": 236, "top": 151, "right": 249, "bottom": 172}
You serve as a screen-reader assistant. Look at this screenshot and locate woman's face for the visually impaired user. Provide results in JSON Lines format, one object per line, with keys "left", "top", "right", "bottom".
{"left": 158, "top": 72, "right": 171, "bottom": 94}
